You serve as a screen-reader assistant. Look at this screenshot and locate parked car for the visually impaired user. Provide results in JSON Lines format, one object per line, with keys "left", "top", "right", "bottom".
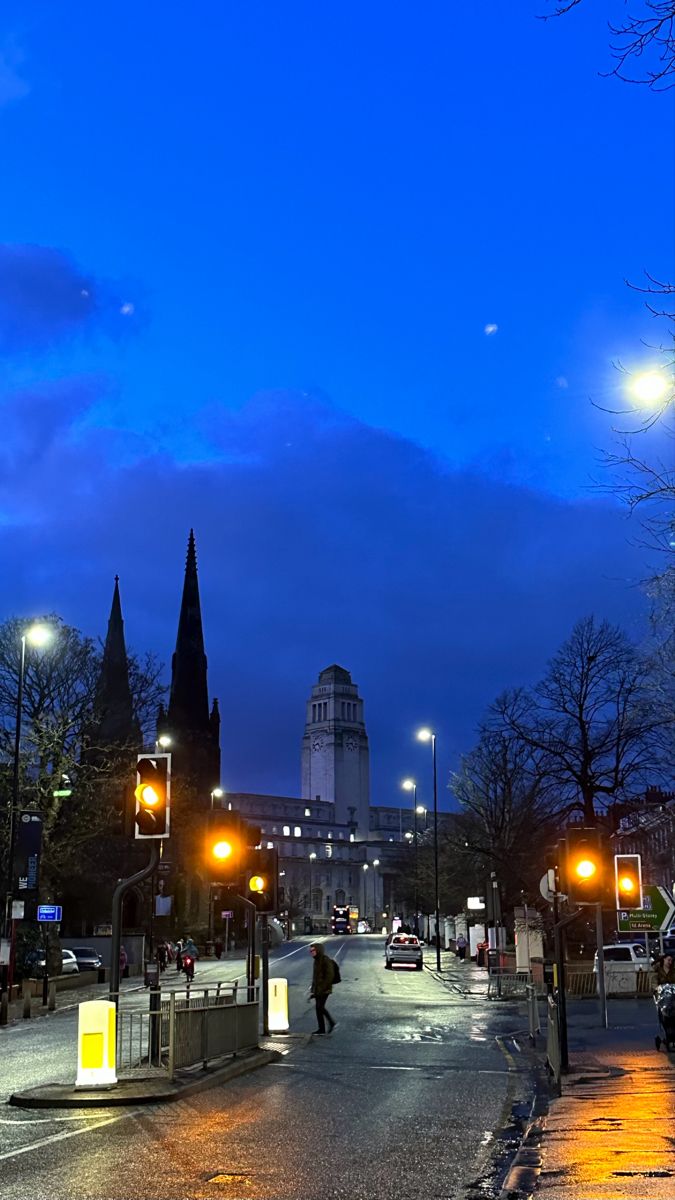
{"left": 25, "top": 949, "right": 80, "bottom": 977}
{"left": 385, "top": 934, "right": 423, "bottom": 971}
{"left": 593, "top": 944, "right": 649, "bottom": 974}
{"left": 71, "top": 946, "right": 103, "bottom": 971}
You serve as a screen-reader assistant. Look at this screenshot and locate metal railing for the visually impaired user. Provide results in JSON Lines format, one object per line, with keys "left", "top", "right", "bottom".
{"left": 526, "top": 982, "right": 540, "bottom": 1044}
{"left": 546, "top": 994, "right": 562, "bottom": 1095}
{"left": 487, "top": 968, "right": 534, "bottom": 1000}
{"left": 115, "top": 981, "right": 260, "bottom": 1080}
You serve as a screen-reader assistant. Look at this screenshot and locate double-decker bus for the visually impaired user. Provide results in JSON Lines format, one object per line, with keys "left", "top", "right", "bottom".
{"left": 331, "top": 904, "right": 351, "bottom": 935}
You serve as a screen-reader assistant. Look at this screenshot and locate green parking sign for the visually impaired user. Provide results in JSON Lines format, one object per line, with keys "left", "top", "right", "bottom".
{"left": 617, "top": 885, "right": 675, "bottom": 933}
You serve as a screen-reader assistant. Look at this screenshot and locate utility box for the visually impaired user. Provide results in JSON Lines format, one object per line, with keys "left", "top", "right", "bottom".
{"left": 76, "top": 1000, "right": 117, "bottom": 1087}
{"left": 268, "top": 978, "right": 289, "bottom": 1032}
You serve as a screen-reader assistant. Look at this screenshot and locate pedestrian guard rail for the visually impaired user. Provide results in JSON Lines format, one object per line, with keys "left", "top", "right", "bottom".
{"left": 115, "top": 981, "right": 260, "bottom": 1080}
{"left": 488, "top": 968, "right": 545, "bottom": 1000}
{"left": 546, "top": 994, "right": 562, "bottom": 1095}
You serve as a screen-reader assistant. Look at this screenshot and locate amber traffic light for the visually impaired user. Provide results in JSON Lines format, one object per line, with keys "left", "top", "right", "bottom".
{"left": 614, "top": 853, "right": 643, "bottom": 910}
{"left": 565, "top": 826, "right": 605, "bottom": 905}
{"left": 206, "top": 812, "right": 244, "bottom": 882}
{"left": 134, "top": 754, "right": 170, "bottom": 839}
{"left": 246, "top": 847, "right": 278, "bottom": 912}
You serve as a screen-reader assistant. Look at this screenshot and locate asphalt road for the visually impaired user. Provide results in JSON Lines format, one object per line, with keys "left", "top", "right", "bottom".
{"left": 0, "top": 936, "right": 534, "bottom": 1199}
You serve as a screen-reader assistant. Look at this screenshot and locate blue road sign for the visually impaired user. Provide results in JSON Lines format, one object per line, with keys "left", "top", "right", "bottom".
{"left": 37, "top": 904, "right": 62, "bottom": 922}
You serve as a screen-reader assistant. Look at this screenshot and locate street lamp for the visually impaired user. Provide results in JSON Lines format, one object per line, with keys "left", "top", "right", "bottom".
{"left": 402, "top": 779, "right": 422, "bottom": 936}
{"left": 362, "top": 862, "right": 369, "bottom": 925}
{"left": 417, "top": 727, "right": 441, "bottom": 971}
{"left": 4, "top": 623, "right": 53, "bottom": 985}
{"left": 372, "top": 859, "right": 379, "bottom": 929}
{"left": 210, "top": 787, "right": 224, "bottom": 808}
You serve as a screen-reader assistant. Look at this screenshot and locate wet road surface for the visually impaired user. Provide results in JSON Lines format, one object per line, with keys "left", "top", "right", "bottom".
{"left": 1, "top": 936, "right": 534, "bottom": 1199}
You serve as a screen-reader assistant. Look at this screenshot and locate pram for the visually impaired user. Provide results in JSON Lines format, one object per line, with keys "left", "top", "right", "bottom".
{"left": 654, "top": 983, "right": 675, "bottom": 1051}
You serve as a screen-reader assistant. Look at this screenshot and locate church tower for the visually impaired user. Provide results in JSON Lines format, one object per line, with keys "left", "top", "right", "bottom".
{"left": 301, "top": 665, "right": 370, "bottom": 836}
{"left": 161, "top": 530, "right": 221, "bottom": 804}
{"left": 90, "top": 576, "right": 140, "bottom": 751}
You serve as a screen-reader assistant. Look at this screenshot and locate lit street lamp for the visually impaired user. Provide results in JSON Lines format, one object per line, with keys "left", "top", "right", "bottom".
{"left": 372, "top": 859, "right": 379, "bottom": 929}
{"left": 417, "top": 727, "right": 441, "bottom": 971}
{"left": 3, "top": 623, "right": 52, "bottom": 993}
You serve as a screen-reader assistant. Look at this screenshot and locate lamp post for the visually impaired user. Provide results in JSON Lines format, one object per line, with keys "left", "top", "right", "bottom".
{"left": 417, "top": 727, "right": 441, "bottom": 971}
{"left": 362, "top": 863, "right": 369, "bottom": 926}
{"left": 402, "top": 779, "right": 422, "bottom": 936}
{"left": 3, "top": 624, "right": 52, "bottom": 994}
{"left": 308, "top": 853, "right": 317, "bottom": 929}
{"left": 372, "top": 859, "right": 379, "bottom": 929}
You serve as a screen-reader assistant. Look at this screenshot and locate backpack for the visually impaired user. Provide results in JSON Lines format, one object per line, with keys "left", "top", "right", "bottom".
{"left": 330, "top": 957, "right": 341, "bottom": 984}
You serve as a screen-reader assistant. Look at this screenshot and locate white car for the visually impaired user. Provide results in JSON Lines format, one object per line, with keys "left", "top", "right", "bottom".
{"left": 593, "top": 944, "right": 648, "bottom": 974}
{"left": 26, "top": 948, "right": 80, "bottom": 977}
{"left": 385, "top": 934, "right": 423, "bottom": 970}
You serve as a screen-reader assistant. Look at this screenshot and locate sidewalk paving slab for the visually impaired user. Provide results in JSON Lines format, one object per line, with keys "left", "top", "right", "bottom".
{"left": 500, "top": 998, "right": 675, "bottom": 1200}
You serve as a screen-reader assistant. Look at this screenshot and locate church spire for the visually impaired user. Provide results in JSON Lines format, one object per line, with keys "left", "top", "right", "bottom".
{"left": 93, "top": 576, "right": 138, "bottom": 747}
{"left": 167, "top": 530, "right": 210, "bottom": 733}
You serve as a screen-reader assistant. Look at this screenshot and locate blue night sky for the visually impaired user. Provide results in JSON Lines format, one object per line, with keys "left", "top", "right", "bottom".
{"left": 1, "top": 3, "right": 673, "bottom": 806}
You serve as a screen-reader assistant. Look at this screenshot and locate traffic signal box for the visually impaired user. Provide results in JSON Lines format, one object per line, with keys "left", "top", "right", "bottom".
{"left": 134, "top": 754, "right": 170, "bottom": 839}
{"left": 565, "top": 826, "right": 606, "bottom": 905}
{"left": 614, "top": 853, "right": 643, "bottom": 910}
{"left": 204, "top": 812, "right": 263, "bottom": 887}
{"left": 246, "top": 847, "right": 279, "bottom": 913}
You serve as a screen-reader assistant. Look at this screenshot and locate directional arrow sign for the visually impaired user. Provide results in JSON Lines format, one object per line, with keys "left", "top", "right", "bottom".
{"left": 617, "top": 885, "right": 675, "bottom": 933}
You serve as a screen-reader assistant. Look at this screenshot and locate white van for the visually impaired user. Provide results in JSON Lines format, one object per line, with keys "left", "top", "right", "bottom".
{"left": 593, "top": 944, "right": 649, "bottom": 974}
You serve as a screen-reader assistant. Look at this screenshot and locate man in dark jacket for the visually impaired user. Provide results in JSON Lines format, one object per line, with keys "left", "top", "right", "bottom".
{"left": 309, "top": 942, "right": 336, "bottom": 1035}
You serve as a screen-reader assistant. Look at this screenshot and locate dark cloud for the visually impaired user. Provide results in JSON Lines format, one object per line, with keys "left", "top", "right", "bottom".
{"left": 0, "top": 244, "right": 142, "bottom": 353}
{"left": 0, "top": 389, "right": 650, "bottom": 804}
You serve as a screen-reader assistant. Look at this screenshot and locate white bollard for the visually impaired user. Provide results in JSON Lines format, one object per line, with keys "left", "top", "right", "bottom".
{"left": 76, "top": 1000, "right": 117, "bottom": 1087}
{"left": 268, "top": 978, "right": 289, "bottom": 1032}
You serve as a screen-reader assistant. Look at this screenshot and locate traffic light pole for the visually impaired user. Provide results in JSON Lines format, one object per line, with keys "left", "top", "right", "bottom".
{"left": 109, "top": 844, "right": 160, "bottom": 1003}
{"left": 260, "top": 913, "right": 270, "bottom": 1035}
{"left": 595, "top": 903, "right": 608, "bottom": 1029}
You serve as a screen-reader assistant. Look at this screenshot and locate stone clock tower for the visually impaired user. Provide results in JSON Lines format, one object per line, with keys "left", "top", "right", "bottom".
{"left": 301, "top": 665, "right": 370, "bottom": 836}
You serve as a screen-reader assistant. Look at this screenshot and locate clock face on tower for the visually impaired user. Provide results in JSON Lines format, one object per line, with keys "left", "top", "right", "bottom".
{"left": 344, "top": 735, "right": 358, "bottom": 751}
{"left": 312, "top": 735, "right": 325, "bottom": 752}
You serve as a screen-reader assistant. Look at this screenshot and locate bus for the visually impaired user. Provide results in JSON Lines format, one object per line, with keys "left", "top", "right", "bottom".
{"left": 331, "top": 905, "right": 352, "bottom": 935}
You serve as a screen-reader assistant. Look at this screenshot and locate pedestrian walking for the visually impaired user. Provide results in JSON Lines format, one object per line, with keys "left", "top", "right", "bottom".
{"left": 654, "top": 953, "right": 675, "bottom": 987}
{"left": 157, "top": 942, "right": 167, "bottom": 972}
{"left": 175, "top": 939, "right": 183, "bottom": 972}
{"left": 119, "top": 945, "right": 128, "bottom": 976}
{"left": 309, "top": 942, "right": 337, "bottom": 1035}
{"left": 456, "top": 935, "right": 468, "bottom": 961}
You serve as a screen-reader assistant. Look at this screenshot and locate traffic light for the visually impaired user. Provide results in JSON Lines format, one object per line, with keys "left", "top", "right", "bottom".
{"left": 246, "top": 847, "right": 278, "bottom": 913}
{"left": 614, "top": 853, "right": 643, "bottom": 910}
{"left": 205, "top": 811, "right": 244, "bottom": 883}
{"left": 134, "top": 754, "right": 170, "bottom": 839}
{"left": 565, "top": 826, "right": 605, "bottom": 905}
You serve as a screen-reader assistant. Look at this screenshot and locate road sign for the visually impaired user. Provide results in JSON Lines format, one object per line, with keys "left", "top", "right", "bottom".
{"left": 37, "top": 904, "right": 62, "bottom": 922}
{"left": 617, "top": 885, "right": 675, "bottom": 933}
{"left": 221, "top": 910, "right": 234, "bottom": 919}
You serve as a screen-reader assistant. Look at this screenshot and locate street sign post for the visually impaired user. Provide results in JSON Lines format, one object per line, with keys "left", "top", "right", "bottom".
{"left": 37, "top": 904, "right": 63, "bottom": 923}
{"left": 617, "top": 885, "right": 675, "bottom": 933}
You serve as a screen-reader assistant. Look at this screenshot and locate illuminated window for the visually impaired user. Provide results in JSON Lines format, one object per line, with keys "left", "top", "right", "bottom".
{"left": 325, "top": 844, "right": 333, "bottom": 858}
{"left": 283, "top": 826, "right": 290, "bottom": 836}
{"left": 294, "top": 826, "right": 301, "bottom": 837}
{"left": 304, "top": 808, "right": 311, "bottom": 817}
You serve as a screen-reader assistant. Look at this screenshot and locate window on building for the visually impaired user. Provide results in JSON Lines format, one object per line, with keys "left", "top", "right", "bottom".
{"left": 304, "top": 808, "right": 311, "bottom": 817}
{"left": 349, "top": 833, "right": 355, "bottom": 842}
{"left": 324, "top": 702, "right": 328, "bottom": 719}
{"left": 267, "top": 841, "right": 274, "bottom": 849}
{"left": 283, "top": 826, "right": 290, "bottom": 836}
{"left": 272, "top": 826, "right": 278, "bottom": 834}
{"left": 294, "top": 826, "right": 301, "bottom": 837}
{"left": 315, "top": 794, "right": 320, "bottom": 801}
{"left": 341, "top": 701, "right": 345, "bottom": 717}
{"left": 325, "top": 844, "right": 332, "bottom": 858}
{"left": 312, "top": 704, "right": 316, "bottom": 721}
{"left": 327, "top": 831, "right": 333, "bottom": 839}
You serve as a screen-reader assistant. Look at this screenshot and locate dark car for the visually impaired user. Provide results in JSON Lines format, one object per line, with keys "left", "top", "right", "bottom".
{"left": 71, "top": 946, "right": 103, "bottom": 971}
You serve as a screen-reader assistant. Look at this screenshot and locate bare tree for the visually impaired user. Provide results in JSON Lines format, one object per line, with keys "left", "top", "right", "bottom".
{"left": 490, "top": 616, "right": 671, "bottom": 823}
{"left": 543, "top": 1, "right": 675, "bottom": 89}
{"left": 0, "top": 614, "right": 165, "bottom": 896}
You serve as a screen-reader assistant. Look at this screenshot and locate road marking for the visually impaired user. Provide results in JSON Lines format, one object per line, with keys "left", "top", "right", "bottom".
{"left": 0, "top": 1113, "right": 133, "bottom": 1162}
{"left": 0, "top": 1115, "right": 115, "bottom": 1124}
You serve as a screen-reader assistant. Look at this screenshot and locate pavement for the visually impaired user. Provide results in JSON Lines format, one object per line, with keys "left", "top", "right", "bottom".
{"left": 501, "top": 997, "right": 675, "bottom": 1200}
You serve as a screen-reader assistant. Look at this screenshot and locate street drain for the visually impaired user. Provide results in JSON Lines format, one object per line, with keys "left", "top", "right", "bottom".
{"left": 207, "top": 1173, "right": 254, "bottom": 1186}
